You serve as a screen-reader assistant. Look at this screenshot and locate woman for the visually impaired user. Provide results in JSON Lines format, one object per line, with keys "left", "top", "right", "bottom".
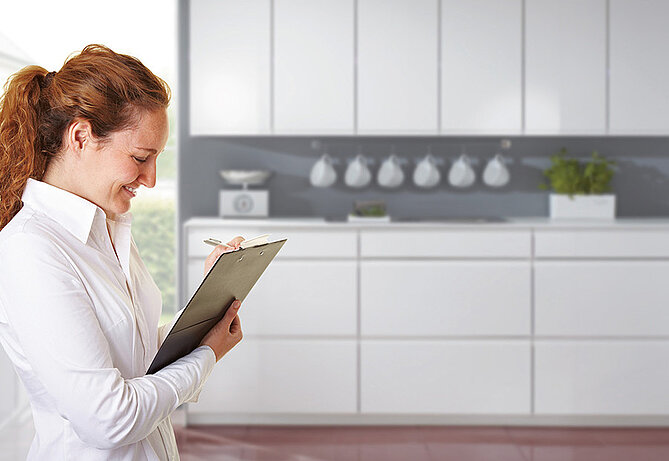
{"left": 0, "top": 44, "right": 241, "bottom": 460}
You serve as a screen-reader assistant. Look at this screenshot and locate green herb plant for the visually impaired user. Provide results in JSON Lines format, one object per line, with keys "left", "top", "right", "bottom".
{"left": 539, "top": 148, "right": 616, "bottom": 198}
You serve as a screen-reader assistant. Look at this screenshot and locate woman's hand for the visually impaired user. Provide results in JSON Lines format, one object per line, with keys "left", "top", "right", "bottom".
{"left": 203, "top": 235, "right": 244, "bottom": 276}
{"left": 199, "top": 300, "right": 243, "bottom": 361}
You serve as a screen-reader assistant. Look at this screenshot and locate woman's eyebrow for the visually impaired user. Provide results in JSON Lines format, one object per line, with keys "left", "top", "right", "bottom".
{"left": 136, "top": 147, "right": 158, "bottom": 154}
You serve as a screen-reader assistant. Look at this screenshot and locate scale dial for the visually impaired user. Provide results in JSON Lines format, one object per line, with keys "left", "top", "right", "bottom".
{"left": 234, "top": 193, "right": 254, "bottom": 213}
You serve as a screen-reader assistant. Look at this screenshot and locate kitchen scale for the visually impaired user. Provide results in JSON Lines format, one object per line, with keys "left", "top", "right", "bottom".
{"left": 219, "top": 170, "right": 271, "bottom": 217}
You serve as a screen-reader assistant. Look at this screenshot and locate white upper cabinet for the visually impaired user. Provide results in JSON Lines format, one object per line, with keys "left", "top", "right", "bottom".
{"left": 190, "top": 0, "right": 271, "bottom": 135}
{"left": 357, "top": 0, "right": 439, "bottom": 134}
{"left": 609, "top": 0, "right": 669, "bottom": 134}
{"left": 274, "top": 0, "right": 354, "bottom": 134}
{"left": 441, "top": 0, "right": 522, "bottom": 134}
{"left": 187, "top": 0, "right": 667, "bottom": 136}
{"left": 525, "top": 0, "right": 606, "bottom": 134}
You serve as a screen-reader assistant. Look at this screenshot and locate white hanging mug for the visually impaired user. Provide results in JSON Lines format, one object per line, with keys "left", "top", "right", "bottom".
{"left": 482, "top": 154, "right": 510, "bottom": 188}
{"left": 344, "top": 154, "right": 372, "bottom": 188}
{"left": 309, "top": 154, "right": 337, "bottom": 188}
{"left": 377, "top": 154, "right": 404, "bottom": 188}
{"left": 413, "top": 154, "right": 441, "bottom": 188}
{"left": 448, "top": 154, "right": 475, "bottom": 188}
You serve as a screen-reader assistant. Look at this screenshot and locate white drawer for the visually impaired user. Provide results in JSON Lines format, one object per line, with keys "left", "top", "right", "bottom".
{"left": 361, "top": 261, "right": 531, "bottom": 336}
{"left": 186, "top": 259, "right": 358, "bottom": 335}
{"left": 361, "top": 340, "right": 530, "bottom": 414}
{"left": 535, "top": 261, "right": 669, "bottom": 336}
{"left": 186, "top": 226, "right": 357, "bottom": 258}
{"left": 535, "top": 229, "right": 669, "bottom": 258}
{"left": 535, "top": 341, "right": 669, "bottom": 415}
{"left": 360, "top": 229, "right": 531, "bottom": 258}
{"left": 190, "top": 339, "right": 357, "bottom": 414}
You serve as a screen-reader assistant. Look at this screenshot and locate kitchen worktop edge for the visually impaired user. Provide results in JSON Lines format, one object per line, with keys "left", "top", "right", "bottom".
{"left": 184, "top": 217, "right": 669, "bottom": 229}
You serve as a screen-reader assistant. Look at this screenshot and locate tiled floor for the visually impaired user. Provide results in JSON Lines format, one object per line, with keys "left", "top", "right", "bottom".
{"left": 5, "top": 417, "right": 669, "bottom": 460}
{"left": 174, "top": 425, "right": 669, "bottom": 461}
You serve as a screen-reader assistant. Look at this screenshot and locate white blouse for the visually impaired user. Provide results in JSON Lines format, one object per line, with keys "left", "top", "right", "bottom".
{"left": 0, "top": 178, "right": 216, "bottom": 460}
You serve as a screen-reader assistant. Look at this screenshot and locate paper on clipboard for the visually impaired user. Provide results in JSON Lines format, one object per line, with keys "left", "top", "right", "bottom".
{"left": 146, "top": 238, "right": 286, "bottom": 374}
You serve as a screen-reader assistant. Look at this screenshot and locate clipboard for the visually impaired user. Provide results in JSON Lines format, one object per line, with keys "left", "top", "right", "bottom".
{"left": 146, "top": 238, "right": 287, "bottom": 374}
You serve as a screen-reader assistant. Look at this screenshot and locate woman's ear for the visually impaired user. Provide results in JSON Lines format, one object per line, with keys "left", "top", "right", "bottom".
{"left": 64, "top": 118, "right": 93, "bottom": 158}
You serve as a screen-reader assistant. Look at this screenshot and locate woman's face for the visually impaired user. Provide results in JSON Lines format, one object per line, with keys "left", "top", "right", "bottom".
{"left": 82, "top": 109, "right": 169, "bottom": 217}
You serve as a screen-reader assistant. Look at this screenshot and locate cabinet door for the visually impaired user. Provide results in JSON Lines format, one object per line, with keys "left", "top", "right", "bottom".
{"left": 361, "top": 261, "right": 531, "bottom": 336}
{"left": 361, "top": 340, "right": 530, "bottom": 414}
{"left": 236, "top": 260, "right": 357, "bottom": 336}
{"left": 535, "top": 341, "right": 669, "bottom": 414}
{"left": 190, "top": 339, "right": 357, "bottom": 414}
{"left": 525, "top": 0, "right": 606, "bottom": 134}
{"left": 186, "top": 260, "right": 357, "bottom": 335}
{"left": 274, "top": 0, "right": 354, "bottom": 134}
{"left": 535, "top": 261, "right": 669, "bottom": 336}
{"left": 441, "top": 0, "right": 522, "bottom": 134}
{"left": 189, "top": 0, "right": 271, "bottom": 135}
{"left": 610, "top": 0, "right": 669, "bottom": 134}
{"left": 357, "top": 0, "right": 438, "bottom": 134}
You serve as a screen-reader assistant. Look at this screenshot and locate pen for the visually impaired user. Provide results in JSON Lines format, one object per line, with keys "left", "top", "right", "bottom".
{"left": 203, "top": 238, "right": 234, "bottom": 248}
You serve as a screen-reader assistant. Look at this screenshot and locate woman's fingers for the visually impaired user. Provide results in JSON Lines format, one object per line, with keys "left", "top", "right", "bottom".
{"left": 226, "top": 235, "right": 245, "bottom": 248}
{"left": 222, "top": 300, "right": 241, "bottom": 326}
{"left": 203, "top": 238, "right": 244, "bottom": 276}
{"left": 229, "top": 314, "right": 242, "bottom": 336}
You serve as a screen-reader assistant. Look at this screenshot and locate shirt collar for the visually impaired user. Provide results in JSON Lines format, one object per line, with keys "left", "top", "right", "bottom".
{"left": 21, "top": 178, "right": 132, "bottom": 245}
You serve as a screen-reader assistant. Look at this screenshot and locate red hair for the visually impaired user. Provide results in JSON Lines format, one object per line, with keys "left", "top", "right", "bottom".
{"left": 0, "top": 44, "right": 171, "bottom": 230}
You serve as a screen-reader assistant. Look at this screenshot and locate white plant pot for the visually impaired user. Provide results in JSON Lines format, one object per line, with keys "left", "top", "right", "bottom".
{"left": 549, "top": 193, "right": 616, "bottom": 220}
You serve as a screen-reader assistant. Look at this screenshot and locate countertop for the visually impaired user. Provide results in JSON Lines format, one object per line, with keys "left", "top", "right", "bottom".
{"left": 184, "top": 217, "right": 669, "bottom": 229}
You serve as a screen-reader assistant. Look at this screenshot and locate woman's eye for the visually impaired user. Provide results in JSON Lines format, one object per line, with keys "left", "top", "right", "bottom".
{"left": 133, "top": 156, "right": 147, "bottom": 163}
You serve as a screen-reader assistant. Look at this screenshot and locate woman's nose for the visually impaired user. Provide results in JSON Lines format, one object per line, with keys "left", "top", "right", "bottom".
{"left": 139, "top": 159, "right": 157, "bottom": 188}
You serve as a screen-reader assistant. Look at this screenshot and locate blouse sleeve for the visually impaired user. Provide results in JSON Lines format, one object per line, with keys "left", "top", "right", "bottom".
{"left": 0, "top": 232, "right": 216, "bottom": 449}
{"left": 157, "top": 306, "right": 211, "bottom": 404}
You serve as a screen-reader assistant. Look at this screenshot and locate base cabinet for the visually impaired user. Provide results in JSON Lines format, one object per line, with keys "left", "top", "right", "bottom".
{"left": 189, "top": 339, "right": 357, "bottom": 414}
{"left": 184, "top": 220, "right": 669, "bottom": 423}
{"left": 361, "top": 340, "right": 531, "bottom": 414}
{"left": 535, "top": 341, "right": 669, "bottom": 415}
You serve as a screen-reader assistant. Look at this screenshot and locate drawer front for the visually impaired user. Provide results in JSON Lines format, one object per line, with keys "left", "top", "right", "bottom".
{"left": 535, "top": 341, "right": 669, "bottom": 415}
{"left": 535, "top": 229, "right": 669, "bottom": 258}
{"left": 186, "top": 226, "right": 357, "bottom": 258}
{"left": 361, "top": 261, "right": 531, "bottom": 336}
{"left": 190, "top": 339, "right": 357, "bottom": 414}
{"left": 360, "top": 229, "right": 531, "bottom": 258}
{"left": 186, "top": 260, "right": 357, "bottom": 335}
{"left": 361, "top": 340, "right": 531, "bottom": 414}
{"left": 535, "top": 261, "right": 669, "bottom": 336}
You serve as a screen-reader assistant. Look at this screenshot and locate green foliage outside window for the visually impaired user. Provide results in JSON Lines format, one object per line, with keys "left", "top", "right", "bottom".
{"left": 131, "top": 198, "right": 176, "bottom": 321}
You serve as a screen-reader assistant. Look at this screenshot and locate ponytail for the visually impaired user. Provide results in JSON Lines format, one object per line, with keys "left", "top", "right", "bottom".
{"left": 0, "top": 44, "right": 170, "bottom": 231}
{"left": 0, "top": 66, "right": 50, "bottom": 230}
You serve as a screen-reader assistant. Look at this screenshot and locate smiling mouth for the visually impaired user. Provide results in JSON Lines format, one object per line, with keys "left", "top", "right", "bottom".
{"left": 123, "top": 185, "right": 137, "bottom": 197}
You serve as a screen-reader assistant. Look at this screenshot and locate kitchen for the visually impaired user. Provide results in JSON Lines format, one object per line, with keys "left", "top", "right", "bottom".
{"left": 4, "top": 0, "right": 669, "bottom": 460}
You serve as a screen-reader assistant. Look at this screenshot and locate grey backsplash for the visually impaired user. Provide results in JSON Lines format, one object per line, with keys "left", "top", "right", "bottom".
{"left": 178, "top": 136, "right": 669, "bottom": 222}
